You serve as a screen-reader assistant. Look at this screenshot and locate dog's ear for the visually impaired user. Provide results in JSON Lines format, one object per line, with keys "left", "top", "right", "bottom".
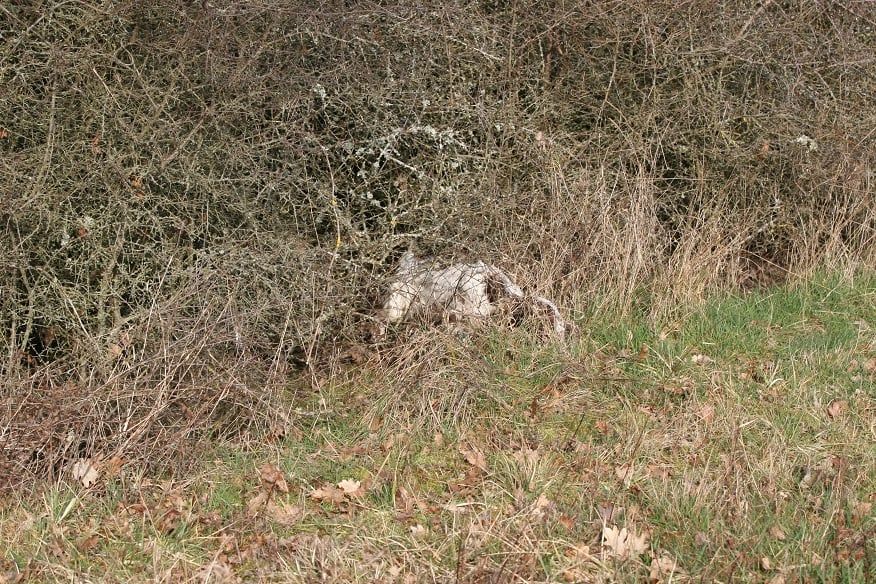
{"left": 397, "top": 251, "right": 418, "bottom": 274}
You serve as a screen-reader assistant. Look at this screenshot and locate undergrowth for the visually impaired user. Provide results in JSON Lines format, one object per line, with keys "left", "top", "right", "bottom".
{"left": 2, "top": 273, "right": 873, "bottom": 583}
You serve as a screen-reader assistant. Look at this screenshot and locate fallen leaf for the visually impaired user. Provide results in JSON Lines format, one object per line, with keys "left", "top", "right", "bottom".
{"left": 104, "top": 456, "right": 124, "bottom": 478}
{"left": 71, "top": 459, "right": 100, "bottom": 487}
{"left": 409, "top": 524, "right": 427, "bottom": 538}
{"left": 615, "top": 464, "right": 635, "bottom": 485}
{"left": 691, "top": 353, "right": 714, "bottom": 365}
{"left": 157, "top": 508, "right": 182, "bottom": 534}
{"left": 459, "top": 444, "right": 488, "bottom": 472}
{"left": 310, "top": 484, "right": 346, "bottom": 506}
{"left": 337, "top": 479, "right": 364, "bottom": 497}
{"left": 565, "top": 542, "right": 592, "bottom": 559}
{"left": 512, "top": 447, "right": 540, "bottom": 467}
{"left": 602, "top": 525, "right": 648, "bottom": 559}
{"left": 267, "top": 502, "right": 304, "bottom": 526}
{"left": 558, "top": 514, "right": 576, "bottom": 530}
{"left": 694, "top": 532, "right": 710, "bottom": 546}
{"left": 649, "top": 554, "right": 677, "bottom": 582}
{"left": 531, "top": 494, "right": 554, "bottom": 519}
{"left": 826, "top": 400, "right": 847, "bottom": 419}
{"left": 258, "top": 463, "right": 289, "bottom": 493}
{"left": 769, "top": 525, "right": 786, "bottom": 541}
{"left": 852, "top": 501, "right": 873, "bottom": 524}
{"left": 76, "top": 533, "right": 100, "bottom": 553}
{"left": 107, "top": 343, "right": 123, "bottom": 360}
{"left": 760, "top": 556, "right": 772, "bottom": 571}
{"left": 646, "top": 464, "right": 671, "bottom": 480}
{"left": 246, "top": 491, "right": 269, "bottom": 515}
{"left": 597, "top": 503, "right": 622, "bottom": 524}
{"left": 196, "top": 560, "right": 238, "bottom": 584}
{"left": 442, "top": 502, "right": 471, "bottom": 514}
{"left": 699, "top": 404, "right": 716, "bottom": 423}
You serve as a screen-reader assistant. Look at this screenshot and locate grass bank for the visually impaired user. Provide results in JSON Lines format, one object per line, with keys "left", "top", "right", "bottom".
{"left": 2, "top": 272, "right": 874, "bottom": 583}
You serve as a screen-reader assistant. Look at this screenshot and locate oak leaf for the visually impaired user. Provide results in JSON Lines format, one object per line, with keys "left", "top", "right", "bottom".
{"left": 71, "top": 459, "right": 100, "bottom": 487}
{"left": 267, "top": 502, "right": 304, "bottom": 526}
{"left": 602, "top": 525, "right": 648, "bottom": 559}
{"left": 459, "top": 444, "right": 488, "bottom": 472}
{"left": 337, "top": 479, "right": 364, "bottom": 497}
{"left": 258, "top": 463, "right": 289, "bottom": 493}
{"left": 826, "top": 400, "right": 847, "bottom": 419}
{"left": 310, "top": 484, "right": 346, "bottom": 505}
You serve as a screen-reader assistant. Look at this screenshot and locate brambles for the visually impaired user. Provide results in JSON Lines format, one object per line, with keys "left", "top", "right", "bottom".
{"left": 1, "top": 1, "right": 874, "bottom": 486}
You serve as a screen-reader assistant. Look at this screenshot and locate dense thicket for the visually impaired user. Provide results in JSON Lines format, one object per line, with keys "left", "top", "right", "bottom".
{"left": 1, "top": 0, "right": 873, "bottom": 485}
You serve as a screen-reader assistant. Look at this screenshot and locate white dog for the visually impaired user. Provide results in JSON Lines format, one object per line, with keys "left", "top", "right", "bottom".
{"left": 376, "top": 251, "right": 566, "bottom": 337}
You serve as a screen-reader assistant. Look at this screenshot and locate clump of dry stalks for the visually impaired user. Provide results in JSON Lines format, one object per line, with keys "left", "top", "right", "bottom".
{"left": 1, "top": 0, "right": 873, "bottom": 487}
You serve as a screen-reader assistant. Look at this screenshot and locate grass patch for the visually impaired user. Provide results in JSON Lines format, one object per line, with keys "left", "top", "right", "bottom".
{"left": 2, "top": 273, "right": 874, "bottom": 582}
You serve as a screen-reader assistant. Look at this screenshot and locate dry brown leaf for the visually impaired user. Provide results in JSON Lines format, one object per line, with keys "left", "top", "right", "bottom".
{"left": 409, "top": 524, "right": 427, "bottom": 538}
{"left": 267, "top": 502, "right": 304, "bottom": 526}
{"left": 337, "top": 479, "right": 364, "bottom": 497}
{"left": 442, "top": 502, "right": 470, "bottom": 514}
{"left": 310, "top": 484, "right": 346, "bottom": 505}
{"left": 258, "top": 463, "right": 289, "bottom": 493}
{"left": 512, "top": 447, "right": 540, "bottom": 467}
{"left": 531, "top": 493, "right": 554, "bottom": 519}
{"left": 597, "top": 503, "right": 622, "bottom": 524}
{"left": 71, "top": 459, "right": 100, "bottom": 488}
{"left": 760, "top": 556, "right": 772, "bottom": 571}
{"left": 157, "top": 508, "right": 182, "bottom": 534}
{"left": 769, "top": 525, "right": 787, "bottom": 541}
{"left": 107, "top": 343, "right": 123, "bottom": 360}
{"left": 649, "top": 555, "right": 678, "bottom": 582}
{"left": 615, "top": 464, "right": 635, "bottom": 485}
{"left": 246, "top": 491, "right": 269, "bottom": 515}
{"left": 565, "top": 542, "right": 592, "bottom": 559}
{"left": 602, "top": 525, "right": 648, "bottom": 559}
{"left": 76, "top": 533, "right": 100, "bottom": 553}
{"left": 459, "top": 444, "right": 488, "bottom": 472}
{"left": 852, "top": 501, "right": 872, "bottom": 524}
{"left": 826, "top": 399, "right": 847, "bottom": 419}
{"left": 104, "top": 456, "right": 124, "bottom": 478}
{"left": 558, "top": 514, "right": 576, "bottom": 530}
{"left": 196, "top": 560, "right": 238, "bottom": 584}
{"left": 699, "top": 404, "right": 716, "bottom": 423}
{"left": 646, "top": 464, "right": 671, "bottom": 480}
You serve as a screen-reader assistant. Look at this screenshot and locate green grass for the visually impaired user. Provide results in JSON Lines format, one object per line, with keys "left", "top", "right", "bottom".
{"left": 2, "top": 272, "right": 874, "bottom": 583}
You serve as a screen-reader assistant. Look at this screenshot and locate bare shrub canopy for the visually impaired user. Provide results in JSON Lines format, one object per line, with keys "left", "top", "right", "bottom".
{"left": 1, "top": 0, "right": 874, "bottom": 486}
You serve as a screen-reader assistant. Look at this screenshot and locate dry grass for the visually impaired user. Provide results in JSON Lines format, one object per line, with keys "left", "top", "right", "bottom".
{"left": 1, "top": 2, "right": 874, "bottom": 579}
{"left": 2, "top": 0, "right": 875, "bottom": 483}
{"left": 3, "top": 273, "right": 873, "bottom": 583}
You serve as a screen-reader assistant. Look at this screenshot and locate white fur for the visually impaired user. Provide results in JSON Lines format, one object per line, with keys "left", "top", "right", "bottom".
{"left": 378, "top": 252, "right": 566, "bottom": 337}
